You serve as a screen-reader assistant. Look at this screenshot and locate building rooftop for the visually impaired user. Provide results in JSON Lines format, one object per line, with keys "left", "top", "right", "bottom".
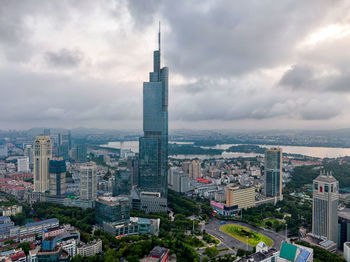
{"left": 280, "top": 242, "right": 297, "bottom": 261}
{"left": 238, "top": 248, "right": 278, "bottom": 262}
{"left": 25, "top": 218, "right": 58, "bottom": 228}
{"left": 314, "top": 174, "right": 338, "bottom": 183}
{"left": 338, "top": 208, "right": 350, "bottom": 221}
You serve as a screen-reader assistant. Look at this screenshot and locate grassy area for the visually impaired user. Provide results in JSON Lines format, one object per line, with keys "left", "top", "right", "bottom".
{"left": 220, "top": 224, "right": 273, "bottom": 247}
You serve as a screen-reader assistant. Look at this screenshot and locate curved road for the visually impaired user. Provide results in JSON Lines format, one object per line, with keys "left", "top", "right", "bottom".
{"left": 205, "top": 217, "right": 284, "bottom": 252}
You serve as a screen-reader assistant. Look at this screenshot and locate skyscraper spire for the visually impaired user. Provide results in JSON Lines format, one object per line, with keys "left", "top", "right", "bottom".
{"left": 158, "top": 21, "right": 161, "bottom": 53}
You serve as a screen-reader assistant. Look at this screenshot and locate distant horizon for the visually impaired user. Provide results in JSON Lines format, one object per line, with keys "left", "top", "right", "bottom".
{"left": 2, "top": 126, "right": 350, "bottom": 133}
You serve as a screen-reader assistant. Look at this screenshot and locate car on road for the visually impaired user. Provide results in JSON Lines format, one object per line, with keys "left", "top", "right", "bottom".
{"left": 220, "top": 221, "right": 226, "bottom": 225}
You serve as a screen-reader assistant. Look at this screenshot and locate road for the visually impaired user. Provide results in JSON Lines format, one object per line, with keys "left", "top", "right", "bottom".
{"left": 205, "top": 217, "right": 285, "bottom": 252}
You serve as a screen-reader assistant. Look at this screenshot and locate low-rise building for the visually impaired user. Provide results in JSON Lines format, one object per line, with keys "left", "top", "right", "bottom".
{"left": 140, "top": 192, "right": 167, "bottom": 213}
{"left": 344, "top": 242, "right": 350, "bottom": 262}
{"left": 0, "top": 205, "right": 22, "bottom": 217}
{"left": 76, "top": 239, "right": 102, "bottom": 257}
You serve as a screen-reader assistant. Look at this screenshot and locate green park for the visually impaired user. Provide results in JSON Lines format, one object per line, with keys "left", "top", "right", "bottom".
{"left": 220, "top": 224, "right": 274, "bottom": 247}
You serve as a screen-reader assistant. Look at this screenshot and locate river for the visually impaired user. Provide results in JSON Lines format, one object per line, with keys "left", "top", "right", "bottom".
{"left": 100, "top": 141, "right": 350, "bottom": 159}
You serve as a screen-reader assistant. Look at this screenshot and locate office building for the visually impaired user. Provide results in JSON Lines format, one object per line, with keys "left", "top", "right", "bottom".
{"left": 80, "top": 162, "right": 97, "bottom": 201}
{"left": 113, "top": 170, "right": 131, "bottom": 196}
{"left": 339, "top": 209, "right": 350, "bottom": 249}
{"left": 312, "top": 171, "right": 339, "bottom": 243}
{"left": 49, "top": 160, "right": 66, "bottom": 196}
{"left": 264, "top": 147, "right": 282, "bottom": 201}
{"left": 17, "top": 157, "right": 29, "bottom": 173}
{"left": 33, "top": 135, "right": 52, "bottom": 193}
{"left": 139, "top": 25, "right": 169, "bottom": 199}
{"left": 225, "top": 185, "right": 255, "bottom": 210}
{"left": 95, "top": 196, "right": 130, "bottom": 225}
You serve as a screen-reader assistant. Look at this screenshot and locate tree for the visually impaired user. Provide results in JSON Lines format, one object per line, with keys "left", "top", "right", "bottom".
{"left": 204, "top": 247, "right": 219, "bottom": 258}
{"left": 18, "top": 242, "right": 30, "bottom": 256}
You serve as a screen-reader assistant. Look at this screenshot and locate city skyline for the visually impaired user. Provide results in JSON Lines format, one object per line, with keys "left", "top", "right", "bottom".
{"left": 1, "top": 1, "right": 350, "bottom": 130}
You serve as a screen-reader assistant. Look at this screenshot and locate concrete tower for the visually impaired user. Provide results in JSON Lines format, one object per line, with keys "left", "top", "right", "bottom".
{"left": 80, "top": 162, "right": 97, "bottom": 200}
{"left": 312, "top": 171, "right": 339, "bottom": 243}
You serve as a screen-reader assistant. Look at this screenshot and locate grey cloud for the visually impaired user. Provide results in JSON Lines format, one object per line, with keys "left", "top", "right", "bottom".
{"left": 0, "top": 67, "right": 141, "bottom": 128}
{"left": 279, "top": 65, "right": 315, "bottom": 89}
{"left": 170, "top": 79, "right": 345, "bottom": 122}
{"left": 45, "top": 49, "right": 84, "bottom": 68}
{"left": 156, "top": 0, "right": 340, "bottom": 77}
{"left": 279, "top": 64, "right": 350, "bottom": 92}
{"left": 126, "top": 0, "right": 159, "bottom": 28}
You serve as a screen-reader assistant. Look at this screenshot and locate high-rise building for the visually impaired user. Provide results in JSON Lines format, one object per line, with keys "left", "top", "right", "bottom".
{"left": 190, "top": 160, "right": 201, "bottom": 179}
{"left": 17, "top": 157, "right": 29, "bottom": 173}
{"left": 312, "top": 171, "right": 339, "bottom": 243}
{"left": 0, "top": 141, "right": 8, "bottom": 158}
{"left": 139, "top": 25, "right": 168, "bottom": 198}
{"left": 113, "top": 170, "right": 131, "bottom": 196}
{"left": 168, "top": 167, "right": 192, "bottom": 193}
{"left": 25, "top": 145, "right": 33, "bottom": 165}
{"left": 33, "top": 135, "right": 52, "bottom": 193}
{"left": 80, "top": 162, "right": 97, "bottom": 200}
{"left": 49, "top": 160, "right": 66, "bottom": 196}
{"left": 264, "top": 147, "right": 282, "bottom": 200}
{"left": 57, "top": 132, "right": 71, "bottom": 161}
{"left": 127, "top": 155, "right": 139, "bottom": 186}
{"left": 72, "top": 143, "right": 87, "bottom": 163}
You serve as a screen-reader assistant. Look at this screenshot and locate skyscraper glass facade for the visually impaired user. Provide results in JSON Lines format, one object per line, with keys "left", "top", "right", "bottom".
{"left": 264, "top": 148, "right": 282, "bottom": 198}
{"left": 139, "top": 28, "right": 168, "bottom": 197}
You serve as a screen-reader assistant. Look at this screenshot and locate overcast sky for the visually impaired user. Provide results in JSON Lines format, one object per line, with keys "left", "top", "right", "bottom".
{"left": 1, "top": 0, "right": 350, "bottom": 130}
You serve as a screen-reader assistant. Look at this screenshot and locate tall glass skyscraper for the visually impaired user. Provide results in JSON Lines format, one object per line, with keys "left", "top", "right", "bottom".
{"left": 139, "top": 25, "right": 168, "bottom": 198}
{"left": 264, "top": 147, "right": 283, "bottom": 201}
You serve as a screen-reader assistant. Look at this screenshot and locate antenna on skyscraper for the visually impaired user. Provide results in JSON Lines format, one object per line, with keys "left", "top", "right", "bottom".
{"left": 158, "top": 21, "right": 161, "bottom": 53}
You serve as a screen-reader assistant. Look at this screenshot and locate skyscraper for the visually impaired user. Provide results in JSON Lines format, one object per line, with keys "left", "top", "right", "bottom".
{"left": 312, "top": 171, "right": 338, "bottom": 243}
{"left": 264, "top": 147, "right": 283, "bottom": 201}
{"left": 17, "top": 157, "right": 29, "bottom": 173}
{"left": 49, "top": 160, "right": 66, "bottom": 196}
{"left": 33, "top": 135, "right": 52, "bottom": 192}
{"left": 139, "top": 24, "right": 168, "bottom": 198}
{"left": 80, "top": 162, "right": 97, "bottom": 200}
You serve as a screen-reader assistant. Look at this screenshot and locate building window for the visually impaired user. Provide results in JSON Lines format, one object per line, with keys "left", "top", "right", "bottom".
{"left": 331, "top": 184, "right": 333, "bottom": 192}
{"left": 314, "top": 183, "right": 318, "bottom": 190}
{"left": 325, "top": 184, "right": 329, "bottom": 192}
{"left": 320, "top": 186, "right": 323, "bottom": 192}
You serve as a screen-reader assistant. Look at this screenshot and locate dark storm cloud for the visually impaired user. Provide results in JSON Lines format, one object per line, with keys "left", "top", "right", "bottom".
{"left": 45, "top": 49, "right": 84, "bottom": 68}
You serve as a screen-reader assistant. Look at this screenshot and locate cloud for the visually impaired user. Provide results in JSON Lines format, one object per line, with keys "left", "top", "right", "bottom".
{"left": 45, "top": 48, "right": 84, "bottom": 68}
{"left": 0, "top": 0, "right": 350, "bottom": 130}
